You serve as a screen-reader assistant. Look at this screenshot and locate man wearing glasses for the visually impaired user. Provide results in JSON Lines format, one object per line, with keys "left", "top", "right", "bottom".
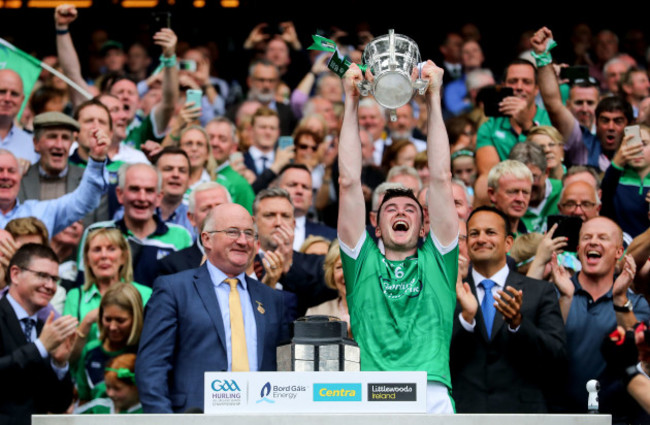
{"left": 0, "top": 244, "right": 77, "bottom": 425}
{"left": 558, "top": 180, "right": 601, "bottom": 222}
{"left": 137, "top": 203, "right": 289, "bottom": 413}
{"left": 241, "top": 60, "right": 296, "bottom": 135}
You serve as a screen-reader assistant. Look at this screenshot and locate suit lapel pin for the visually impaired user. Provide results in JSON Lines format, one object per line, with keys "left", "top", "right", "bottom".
{"left": 256, "top": 301, "right": 265, "bottom": 314}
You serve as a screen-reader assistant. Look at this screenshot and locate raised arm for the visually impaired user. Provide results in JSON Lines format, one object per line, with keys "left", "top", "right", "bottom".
{"left": 152, "top": 28, "right": 179, "bottom": 134}
{"left": 337, "top": 65, "right": 366, "bottom": 248}
{"left": 46, "top": 128, "right": 109, "bottom": 235}
{"left": 54, "top": 4, "right": 91, "bottom": 108}
{"left": 423, "top": 61, "right": 458, "bottom": 246}
{"left": 530, "top": 27, "right": 576, "bottom": 140}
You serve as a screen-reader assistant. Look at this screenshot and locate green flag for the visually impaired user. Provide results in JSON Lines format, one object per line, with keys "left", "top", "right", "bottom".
{"left": 0, "top": 38, "right": 42, "bottom": 120}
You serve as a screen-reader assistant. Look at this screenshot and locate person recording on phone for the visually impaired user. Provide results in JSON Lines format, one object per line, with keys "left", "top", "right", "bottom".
{"left": 475, "top": 59, "right": 552, "bottom": 178}
{"left": 531, "top": 26, "right": 633, "bottom": 173}
{"left": 178, "top": 48, "right": 231, "bottom": 123}
{"left": 524, "top": 179, "right": 602, "bottom": 280}
{"left": 600, "top": 124, "right": 650, "bottom": 239}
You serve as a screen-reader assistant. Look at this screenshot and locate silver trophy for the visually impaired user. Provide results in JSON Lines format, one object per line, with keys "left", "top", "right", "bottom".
{"left": 358, "top": 29, "right": 428, "bottom": 121}
{"left": 277, "top": 315, "right": 360, "bottom": 372}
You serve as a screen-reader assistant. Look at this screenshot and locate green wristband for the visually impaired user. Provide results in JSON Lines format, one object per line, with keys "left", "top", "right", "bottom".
{"left": 159, "top": 54, "right": 177, "bottom": 68}
{"left": 531, "top": 39, "right": 557, "bottom": 68}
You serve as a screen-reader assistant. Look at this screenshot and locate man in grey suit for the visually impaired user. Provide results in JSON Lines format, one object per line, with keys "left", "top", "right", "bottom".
{"left": 18, "top": 112, "right": 83, "bottom": 203}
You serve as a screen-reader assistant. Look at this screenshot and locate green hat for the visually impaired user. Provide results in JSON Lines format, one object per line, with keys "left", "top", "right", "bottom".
{"left": 33, "top": 112, "right": 80, "bottom": 132}
{"left": 100, "top": 40, "right": 124, "bottom": 56}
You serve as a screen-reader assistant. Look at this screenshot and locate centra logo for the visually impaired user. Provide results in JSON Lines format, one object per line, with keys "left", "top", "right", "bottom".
{"left": 313, "top": 383, "right": 362, "bottom": 402}
{"left": 211, "top": 379, "right": 241, "bottom": 392}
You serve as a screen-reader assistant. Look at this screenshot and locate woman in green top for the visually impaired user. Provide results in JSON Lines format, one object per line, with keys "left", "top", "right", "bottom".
{"left": 64, "top": 227, "right": 151, "bottom": 363}
{"left": 75, "top": 282, "right": 143, "bottom": 403}
{"left": 77, "top": 353, "right": 143, "bottom": 414}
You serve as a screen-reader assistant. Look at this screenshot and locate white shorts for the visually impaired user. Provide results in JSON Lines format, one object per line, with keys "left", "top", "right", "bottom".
{"left": 426, "top": 381, "right": 454, "bottom": 414}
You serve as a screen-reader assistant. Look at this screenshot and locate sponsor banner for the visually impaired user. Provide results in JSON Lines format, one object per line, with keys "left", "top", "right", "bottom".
{"left": 204, "top": 371, "right": 426, "bottom": 413}
{"left": 313, "top": 383, "right": 362, "bottom": 401}
{"left": 368, "top": 383, "right": 417, "bottom": 401}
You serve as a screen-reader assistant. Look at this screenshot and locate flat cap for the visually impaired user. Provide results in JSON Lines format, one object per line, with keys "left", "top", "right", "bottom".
{"left": 33, "top": 112, "right": 80, "bottom": 132}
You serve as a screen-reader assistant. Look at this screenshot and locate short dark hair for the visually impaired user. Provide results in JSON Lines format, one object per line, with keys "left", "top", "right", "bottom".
{"left": 595, "top": 96, "right": 633, "bottom": 123}
{"left": 279, "top": 163, "right": 311, "bottom": 178}
{"left": 7, "top": 244, "right": 59, "bottom": 286}
{"left": 74, "top": 97, "right": 113, "bottom": 131}
{"left": 99, "top": 72, "right": 137, "bottom": 95}
{"left": 377, "top": 188, "right": 424, "bottom": 227}
{"left": 503, "top": 59, "right": 537, "bottom": 85}
{"left": 30, "top": 86, "right": 65, "bottom": 116}
{"left": 153, "top": 146, "right": 191, "bottom": 170}
{"left": 467, "top": 205, "right": 512, "bottom": 238}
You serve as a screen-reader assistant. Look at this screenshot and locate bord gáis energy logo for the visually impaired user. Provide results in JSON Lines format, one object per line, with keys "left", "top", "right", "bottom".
{"left": 257, "top": 381, "right": 307, "bottom": 403}
{"left": 313, "top": 383, "right": 362, "bottom": 401}
{"left": 257, "top": 382, "right": 275, "bottom": 404}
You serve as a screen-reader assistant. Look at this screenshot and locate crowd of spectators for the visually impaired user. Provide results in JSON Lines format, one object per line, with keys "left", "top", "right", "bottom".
{"left": 2, "top": 4, "right": 650, "bottom": 424}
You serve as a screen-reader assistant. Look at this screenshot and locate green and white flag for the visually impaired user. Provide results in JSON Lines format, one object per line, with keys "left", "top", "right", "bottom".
{"left": 0, "top": 37, "right": 42, "bottom": 120}
{"left": 307, "top": 34, "right": 367, "bottom": 78}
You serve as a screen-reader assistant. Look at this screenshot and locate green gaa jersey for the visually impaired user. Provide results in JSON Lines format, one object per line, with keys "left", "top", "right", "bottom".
{"left": 340, "top": 231, "right": 458, "bottom": 388}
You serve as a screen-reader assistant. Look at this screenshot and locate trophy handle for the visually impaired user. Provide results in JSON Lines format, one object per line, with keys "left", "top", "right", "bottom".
{"left": 357, "top": 80, "right": 371, "bottom": 96}
{"left": 389, "top": 109, "right": 397, "bottom": 122}
{"left": 414, "top": 79, "right": 428, "bottom": 95}
{"left": 388, "top": 29, "right": 397, "bottom": 70}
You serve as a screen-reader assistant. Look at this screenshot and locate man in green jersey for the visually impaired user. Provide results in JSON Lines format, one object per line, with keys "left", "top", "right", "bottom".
{"left": 338, "top": 61, "right": 459, "bottom": 413}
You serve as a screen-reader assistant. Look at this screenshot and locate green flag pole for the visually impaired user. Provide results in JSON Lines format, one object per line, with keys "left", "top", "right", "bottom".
{"left": 0, "top": 37, "right": 92, "bottom": 120}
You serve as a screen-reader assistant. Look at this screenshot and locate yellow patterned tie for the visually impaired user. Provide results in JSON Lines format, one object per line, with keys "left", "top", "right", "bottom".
{"left": 224, "top": 278, "right": 250, "bottom": 371}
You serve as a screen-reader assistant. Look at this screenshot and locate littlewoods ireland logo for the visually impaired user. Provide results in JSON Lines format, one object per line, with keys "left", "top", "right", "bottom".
{"left": 313, "top": 383, "right": 361, "bottom": 401}
{"left": 367, "top": 383, "right": 417, "bottom": 401}
{"left": 257, "top": 382, "right": 275, "bottom": 404}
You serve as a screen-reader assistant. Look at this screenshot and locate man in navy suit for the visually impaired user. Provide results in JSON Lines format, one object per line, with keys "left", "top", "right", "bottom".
{"left": 136, "top": 203, "right": 289, "bottom": 413}
{"left": 276, "top": 164, "right": 336, "bottom": 250}
{"left": 451, "top": 206, "right": 566, "bottom": 413}
{"left": 0, "top": 244, "right": 77, "bottom": 425}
